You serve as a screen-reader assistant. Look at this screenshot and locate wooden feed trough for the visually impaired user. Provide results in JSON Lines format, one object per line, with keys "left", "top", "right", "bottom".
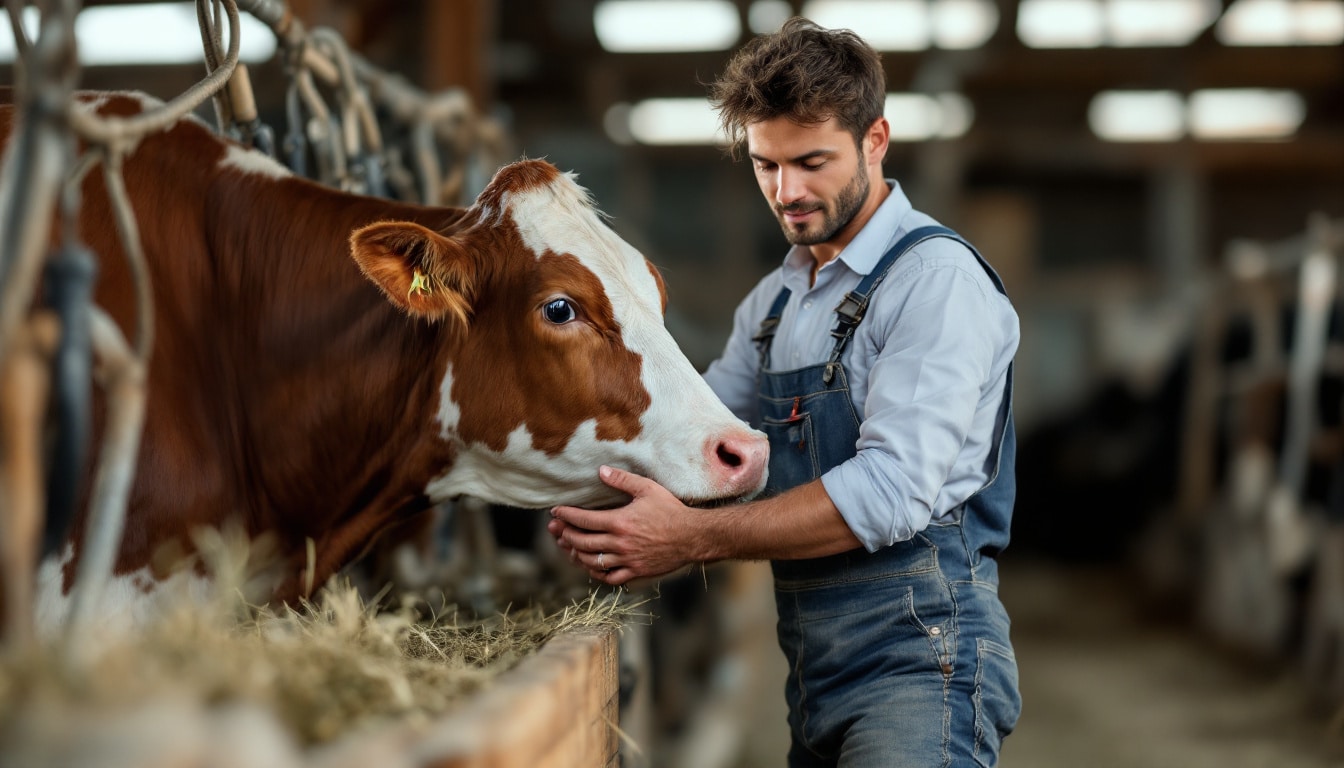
{"left": 0, "top": 597, "right": 623, "bottom": 768}
{"left": 400, "top": 626, "right": 620, "bottom": 768}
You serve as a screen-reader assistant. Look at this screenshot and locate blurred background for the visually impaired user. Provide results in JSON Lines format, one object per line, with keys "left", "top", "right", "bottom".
{"left": 4, "top": 1, "right": 1343, "bottom": 766}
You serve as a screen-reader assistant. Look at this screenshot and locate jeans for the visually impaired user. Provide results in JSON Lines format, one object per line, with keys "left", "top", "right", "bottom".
{"left": 772, "top": 523, "right": 1021, "bottom": 767}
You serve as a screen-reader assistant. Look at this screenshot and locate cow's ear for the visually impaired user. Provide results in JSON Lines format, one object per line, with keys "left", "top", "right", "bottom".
{"left": 349, "top": 221, "right": 475, "bottom": 324}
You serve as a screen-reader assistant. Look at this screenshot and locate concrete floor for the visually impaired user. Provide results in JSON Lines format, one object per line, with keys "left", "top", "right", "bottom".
{"left": 1000, "top": 561, "right": 1344, "bottom": 768}
{"left": 711, "top": 559, "right": 1344, "bottom": 768}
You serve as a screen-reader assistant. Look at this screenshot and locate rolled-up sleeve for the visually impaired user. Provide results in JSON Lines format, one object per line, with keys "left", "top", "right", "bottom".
{"left": 821, "top": 260, "right": 1004, "bottom": 550}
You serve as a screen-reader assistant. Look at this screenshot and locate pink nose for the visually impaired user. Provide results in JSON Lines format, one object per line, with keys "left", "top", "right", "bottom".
{"left": 706, "top": 430, "right": 769, "bottom": 497}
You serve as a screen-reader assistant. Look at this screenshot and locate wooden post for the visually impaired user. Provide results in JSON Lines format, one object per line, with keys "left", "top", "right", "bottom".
{"left": 423, "top": 0, "right": 493, "bottom": 109}
{"left": 0, "top": 312, "right": 59, "bottom": 650}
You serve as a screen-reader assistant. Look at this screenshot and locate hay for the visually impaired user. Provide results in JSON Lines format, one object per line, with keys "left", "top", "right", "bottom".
{"left": 0, "top": 528, "right": 642, "bottom": 760}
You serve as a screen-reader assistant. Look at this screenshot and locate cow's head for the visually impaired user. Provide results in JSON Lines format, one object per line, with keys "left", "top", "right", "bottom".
{"left": 350, "top": 159, "right": 767, "bottom": 508}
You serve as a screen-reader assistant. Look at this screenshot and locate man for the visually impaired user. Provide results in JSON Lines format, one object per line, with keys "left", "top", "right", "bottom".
{"left": 549, "top": 17, "right": 1021, "bottom": 767}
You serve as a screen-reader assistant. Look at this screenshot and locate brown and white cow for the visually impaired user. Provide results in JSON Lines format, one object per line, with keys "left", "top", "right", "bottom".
{"left": 0, "top": 93, "right": 767, "bottom": 631}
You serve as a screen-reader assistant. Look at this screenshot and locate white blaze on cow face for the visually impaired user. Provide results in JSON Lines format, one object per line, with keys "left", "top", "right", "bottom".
{"left": 466, "top": 170, "right": 767, "bottom": 506}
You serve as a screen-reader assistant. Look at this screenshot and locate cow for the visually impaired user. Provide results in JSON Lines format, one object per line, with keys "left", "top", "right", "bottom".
{"left": 0, "top": 92, "right": 768, "bottom": 633}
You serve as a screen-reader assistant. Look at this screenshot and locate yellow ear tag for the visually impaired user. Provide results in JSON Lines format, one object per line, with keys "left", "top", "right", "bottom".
{"left": 408, "top": 268, "right": 432, "bottom": 300}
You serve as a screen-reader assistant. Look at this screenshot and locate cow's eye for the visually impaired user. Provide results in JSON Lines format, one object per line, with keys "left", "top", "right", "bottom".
{"left": 543, "top": 298, "right": 577, "bottom": 324}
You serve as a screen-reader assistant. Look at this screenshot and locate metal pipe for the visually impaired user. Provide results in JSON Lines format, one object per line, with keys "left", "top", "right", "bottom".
{"left": 40, "top": 239, "right": 95, "bottom": 558}
{"left": 63, "top": 308, "right": 146, "bottom": 644}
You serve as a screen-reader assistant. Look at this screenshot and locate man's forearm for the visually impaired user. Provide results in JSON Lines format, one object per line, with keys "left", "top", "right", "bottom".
{"left": 698, "top": 479, "right": 863, "bottom": 562}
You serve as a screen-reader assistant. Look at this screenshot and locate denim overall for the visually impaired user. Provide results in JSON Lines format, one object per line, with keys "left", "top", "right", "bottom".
{"left": 754, "top": 226, "right": 1021, "bottom": 767}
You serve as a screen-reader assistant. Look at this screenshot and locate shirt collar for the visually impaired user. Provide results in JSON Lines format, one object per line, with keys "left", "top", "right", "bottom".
{"left": 780, "top": 180, "right": 912, "bottom": 287}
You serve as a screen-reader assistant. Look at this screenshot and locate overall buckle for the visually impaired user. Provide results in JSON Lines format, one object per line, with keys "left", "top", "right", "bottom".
{"left": 830, "top": 291, "right": 867, "bottom": 339}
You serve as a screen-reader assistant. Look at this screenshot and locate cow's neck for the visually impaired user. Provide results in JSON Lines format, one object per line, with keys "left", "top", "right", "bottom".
{"left": 200, "top": 173, "right": 467, "bottom": 595}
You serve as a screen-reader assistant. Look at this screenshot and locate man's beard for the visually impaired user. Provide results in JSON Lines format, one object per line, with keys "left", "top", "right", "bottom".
{"left": 774, "top": 165, "right": 869, "bottom": 246}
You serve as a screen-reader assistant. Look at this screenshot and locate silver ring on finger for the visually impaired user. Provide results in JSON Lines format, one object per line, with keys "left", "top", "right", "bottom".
{"left": 598, "top": 552, "right": 608, "bottom": 571}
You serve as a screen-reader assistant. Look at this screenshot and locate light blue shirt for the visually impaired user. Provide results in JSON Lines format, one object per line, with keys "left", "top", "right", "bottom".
{"left": 703, "top": 182, "right": 1020, "bottom": 551}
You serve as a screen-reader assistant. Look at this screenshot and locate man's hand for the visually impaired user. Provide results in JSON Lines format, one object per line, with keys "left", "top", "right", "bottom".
{"left": 547, "top": 465, "right": 702, "bottom": 585}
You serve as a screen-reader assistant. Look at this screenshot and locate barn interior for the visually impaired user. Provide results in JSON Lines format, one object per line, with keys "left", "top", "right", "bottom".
{"left": 2, "top": 1, "right": 1344, "bottom": 766}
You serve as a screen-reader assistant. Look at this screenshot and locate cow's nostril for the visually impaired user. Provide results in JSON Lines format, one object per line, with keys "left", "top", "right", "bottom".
{"left": 717, "top": 443, "right": 744, "bottom": 468}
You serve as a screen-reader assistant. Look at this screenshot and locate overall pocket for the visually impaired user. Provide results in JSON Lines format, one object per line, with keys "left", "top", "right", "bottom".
{"left": 762, "top": 411, "right": 820, "bottom": 492}
{"left": 973, "top": 637, "right": 1022, "bottom": 767}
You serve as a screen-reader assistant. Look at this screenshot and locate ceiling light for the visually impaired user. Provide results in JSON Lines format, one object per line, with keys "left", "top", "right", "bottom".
{"left": 749, "top": 0, "right": 794, "bottom": 34}
{"left": 802, "top": 0, "right": 931, "bottom": 50}
{"left": 1017, "top": 0, "right": 1106, "bottom": 48}
{"left": 1106, "top": 0, "right": 1219, "bottom": 46}
{"left": 1188, "top": 88, "right": 1305, "bottom": 140}
{"left": 594, "top": 0, "right": 740, "bottom": 53}
{"left": 1216, "top": 0, "right": 1344, "bottom": 46}
{"left": 612, "top": 98, "right": 726, "bottom": 145}
{"left": 1088, "top": 90, "right": 1185, "bottom": 141}
{"left": 603, "top": 103, "right": 636, "bottom": 146}
{"left": 1217, "top": 0, "right": 1297, "bottom": 43}
{"left": 885, "top": 92, "right": 974, "bottom": 141}
{"left": 1296, "top": 0, "right": 1344, "bottom": 43}
{"left": 886, "top": 94, "right": 941, "bottom": 141}
{"left": 931, "top": 0, "right": 1000, "bottom": 49}
{"left": 1020, "top": 0, "right": 1221, "bottom": 47}
{"left": 0, "top": 6, "right": 36, "bottom": 62}
{"left": 1, "top": 2, "right": 277, "bottom": 65}
{"left": 934, "top": 93, "right": 975, "bottom": 138}
{"left": 611, "top": 92, "right": 975, "bottom": 146}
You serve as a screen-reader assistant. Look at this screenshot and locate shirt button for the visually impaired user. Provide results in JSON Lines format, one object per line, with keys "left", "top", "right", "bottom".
{"left": 803, "top": 300, "right": 813, "bottom": 310}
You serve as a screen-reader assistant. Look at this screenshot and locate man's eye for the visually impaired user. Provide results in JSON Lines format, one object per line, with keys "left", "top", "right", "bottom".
{"left": 543, "top": 298, "right": 577, "bottom": 324}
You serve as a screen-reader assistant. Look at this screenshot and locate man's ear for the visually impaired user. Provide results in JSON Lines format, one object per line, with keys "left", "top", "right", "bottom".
{"left": 349, "top": 221, "right": 475, "bottom": 325}
{"left": 866, "top": 116, "right": 890, "bottom": 166}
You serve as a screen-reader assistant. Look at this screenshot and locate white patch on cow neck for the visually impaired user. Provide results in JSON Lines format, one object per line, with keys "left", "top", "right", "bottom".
{"left": 430, "top": 356, "right": 633, "bottom": 508}
{"left": 427, "top": 421, "right": 630, "bottom": 509}
{"left": 35, "top": 546, "right": 214, "bottom": 640}
{"left": 220, "top": 144, "right": 292, "bottom": 179}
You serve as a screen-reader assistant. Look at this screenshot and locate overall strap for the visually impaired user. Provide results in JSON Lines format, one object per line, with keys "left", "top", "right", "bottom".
{"left": 753, "top": 285, "right": 793, "bottom": 368}
{"left": 822, "top": 225, "right": 960, "bottom": 384}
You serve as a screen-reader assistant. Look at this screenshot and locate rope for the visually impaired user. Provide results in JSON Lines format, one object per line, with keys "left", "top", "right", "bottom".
{"left": 197, "top": 0, "right": 235, "bottom": 131}
{"left": 63, "top": 306, "right": 147, "bottom": 647}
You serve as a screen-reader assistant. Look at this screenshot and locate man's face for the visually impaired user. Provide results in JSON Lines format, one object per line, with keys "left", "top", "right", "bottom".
{"left": 746, "top": 116, "right": 869, "bottom": 247}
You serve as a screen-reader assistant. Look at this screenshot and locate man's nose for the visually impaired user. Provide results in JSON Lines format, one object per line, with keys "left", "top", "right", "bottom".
{"left": 776, "top": 167, "right": 807, "bottom": 206}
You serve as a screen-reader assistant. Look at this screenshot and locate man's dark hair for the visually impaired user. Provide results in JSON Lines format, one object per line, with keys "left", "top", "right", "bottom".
{"left": 708, "top": 17, "right": 886, "bottom": 158}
